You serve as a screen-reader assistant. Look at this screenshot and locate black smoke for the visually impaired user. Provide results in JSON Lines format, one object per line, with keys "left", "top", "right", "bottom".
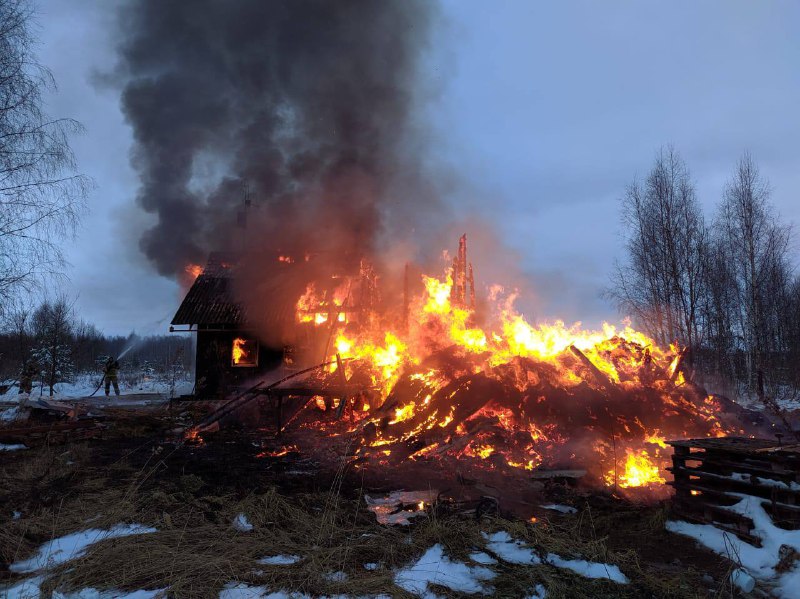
{"left": 114, "top": 0, "right": 442, "bottom": 279}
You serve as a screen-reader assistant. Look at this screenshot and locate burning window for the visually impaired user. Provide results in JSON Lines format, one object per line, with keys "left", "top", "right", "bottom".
{"left": 232, "top": 337, "right": 258, "bottom": 367}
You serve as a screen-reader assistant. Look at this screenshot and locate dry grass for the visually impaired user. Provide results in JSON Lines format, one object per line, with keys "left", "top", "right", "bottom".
{"left": 0, "top": 431, "right": 729, "bottom": 599}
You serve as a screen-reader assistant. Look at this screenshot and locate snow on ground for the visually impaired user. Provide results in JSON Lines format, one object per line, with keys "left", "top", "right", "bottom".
{"left": 218, "top": 585, "right": 391, "bottom": 599}
{"left": 1, "top": 405, "right": 21, "bottom": 421}
{"left": 525, "top": 584, "right": 548, "bottom": 599}
{"left": 731, "top": 471, "right": 800, "bottom": 491}
{"left": 394, "top": 544, "right": 496, "bottom": 595}
{"left": 483, "top": 531, "right": 629, "bottom": 584}
{"left": 0, "top": 443, "right": 27, "bottom": 451}
{"left": 218, "top": 584, "right": 276, "bottom": 599}
{"left": 257, "top": 555, "right": 301, "bottom": 565}
{"left": 9, "top": 524, "right": 157, "bottom": 573}
{"left": 667, "top": 494, "right": 800, "bottom": 598}
{"left": 468, "top": 551, "right": 497, "bottom": 565}
{"left": 232, "top": 513, "right": 254, "bottom": 532}
{"left": 1, "top": 575, "right": 43, "bottom": 599}
{"left": 0, "top": 372, "right": 193, "bottom": 401}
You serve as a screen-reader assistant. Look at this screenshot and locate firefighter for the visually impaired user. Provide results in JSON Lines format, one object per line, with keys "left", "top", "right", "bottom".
{"left": 18, "top": 361, "right": 38, "bottom": 394}
{"left": 104, "top": 357, "right": 121, "bottom": 396}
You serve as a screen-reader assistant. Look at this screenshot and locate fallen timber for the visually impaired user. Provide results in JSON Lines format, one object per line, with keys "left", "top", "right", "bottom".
{"left": 668, "top": 436, "right": 800, "bottom": 546}
{"left": 186, "top": 357, "right": 369, "bottom": 437}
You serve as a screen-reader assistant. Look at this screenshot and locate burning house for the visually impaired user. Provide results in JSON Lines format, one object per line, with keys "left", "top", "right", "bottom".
{"left": 179, "top": 235, "right": 760, "bottom": 499}
{"left": 171, "top": 253, "right": 284, "bottom": 398}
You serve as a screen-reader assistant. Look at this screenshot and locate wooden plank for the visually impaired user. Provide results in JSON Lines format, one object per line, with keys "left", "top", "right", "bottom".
{"left": 669, "top": 467, "right": 800, "bottom": 506}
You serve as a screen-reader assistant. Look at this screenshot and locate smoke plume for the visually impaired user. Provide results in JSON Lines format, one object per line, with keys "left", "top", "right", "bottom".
{"left": 114, "top": 0, "right": 441, "bottom": 279}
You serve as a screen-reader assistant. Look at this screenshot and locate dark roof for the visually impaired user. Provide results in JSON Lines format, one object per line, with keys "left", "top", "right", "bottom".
{"left": 172, "top": 274, "right": 244, "bottom": 326}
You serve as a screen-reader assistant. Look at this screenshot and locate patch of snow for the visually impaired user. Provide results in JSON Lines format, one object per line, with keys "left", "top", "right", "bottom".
{"left": 218, "top": 584, "right": 272, "bottom": 599}
{"left": 731, "top": 472, "right": 800, "bottom": 491}
{"left": 218, "top": 586, "right": 312, "bottom": 599}
{"left": 667, "top": 494, "right": 800, "bottom": 599}
{"left": 0, "top": 406, "right": 21, "bottom": 421}
{"left": 484, "top": 530, "right": 541, "bottom": 565}
{"left": 0, "top": 575, "right": 43, "bottom": 599}
{"left": 546, "top": 554, "right": 628, "bottom": 584}
{"left": 483, "top": 531, "right": 628, "bottom": 584}
{"left": 13, "top": 510, "right": 21, "bottom": 519}
{"left": 394, "top": 543, "right": 496, "bottom": 595}
{"left": 257, "top": 554, "right": 300, "bottom": 565}
{"left": 364, "top": 562, "right": 379, "bottom": 570}
{"left": 729, "top": 568, "right": 755, "bottom": 593}
{"left": 0, "top": 443, "right": 27, "bottom": 451}
{"left": 324, "top": 571, "right": 347, "bottom": 582}
{"left": 364, "top": 490, "right": 436, "bottom": 526}
{"left": 232, "top": 513, "right": 254, "bottom": 532}
{"left": 9, "top": 524, "right": 157, "bottom": 573}
{"left": 469, "top": 551, "right": 497, "bottom": 565}
{"left": 541, "top": 504, "right": 577, "bottom": 514}
{"left": 525, "top": 584, "right": 548, "bottom": 599}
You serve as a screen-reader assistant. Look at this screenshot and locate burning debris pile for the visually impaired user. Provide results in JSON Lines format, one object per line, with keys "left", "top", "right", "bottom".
{"left": 222, "top": 235, "right": 754, "bottom": 496}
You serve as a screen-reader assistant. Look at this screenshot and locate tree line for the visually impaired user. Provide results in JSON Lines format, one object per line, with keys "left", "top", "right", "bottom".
{"left": 0, "top": 296, "right": 192, "bottom": 396}
{"left": 608, "top": 147, "right": 799, "bottom": 402}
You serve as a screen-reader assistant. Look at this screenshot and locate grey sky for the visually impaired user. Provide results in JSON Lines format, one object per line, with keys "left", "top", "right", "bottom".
{"left": 35, "top": 1, "right": 800, "bottom": 334}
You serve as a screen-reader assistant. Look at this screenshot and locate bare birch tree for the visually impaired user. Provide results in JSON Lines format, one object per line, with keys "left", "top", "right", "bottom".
{"left": 0, "top": 0, "right": 88, "bottom": 307}
{"left": 716, "top": 153, "right": 792, "bottom": 395}
{"left": 607, "top": 147, "right": 708, "bottom": 353}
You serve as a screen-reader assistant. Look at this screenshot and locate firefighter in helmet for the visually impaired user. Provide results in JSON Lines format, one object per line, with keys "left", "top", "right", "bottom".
{"left": 104, "top": 357, "right": 120, "bottom": 396}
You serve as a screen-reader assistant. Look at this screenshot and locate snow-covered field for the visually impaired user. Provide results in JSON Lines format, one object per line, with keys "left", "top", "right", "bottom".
{"left": 0, "top": 372, "right": 193, "bottom": 401}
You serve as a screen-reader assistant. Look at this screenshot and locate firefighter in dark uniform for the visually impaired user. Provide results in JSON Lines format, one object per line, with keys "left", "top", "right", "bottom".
{"left": 104, "top": 357, "right": 120, "bottom": 396}
{"left": 18, "top": 361, "right": 38, "bottom": 394}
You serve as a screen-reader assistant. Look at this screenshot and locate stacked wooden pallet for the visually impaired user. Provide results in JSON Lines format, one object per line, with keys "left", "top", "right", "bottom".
{"left": 667, "top": 436, "right": 800, "bottom": 546}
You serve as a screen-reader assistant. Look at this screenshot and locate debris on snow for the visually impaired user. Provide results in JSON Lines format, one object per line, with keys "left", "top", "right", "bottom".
{"left": 364, "top": 490, "right": 436, "bottom": 526}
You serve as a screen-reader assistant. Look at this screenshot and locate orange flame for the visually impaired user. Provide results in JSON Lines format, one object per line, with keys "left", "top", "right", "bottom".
{"left": 232, "top": 338, "right": 246, "bottom": 365}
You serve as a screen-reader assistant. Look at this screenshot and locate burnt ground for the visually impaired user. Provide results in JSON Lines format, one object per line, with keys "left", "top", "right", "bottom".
{"left": 0, "top": 405, "right": 748, "bottom": 599}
